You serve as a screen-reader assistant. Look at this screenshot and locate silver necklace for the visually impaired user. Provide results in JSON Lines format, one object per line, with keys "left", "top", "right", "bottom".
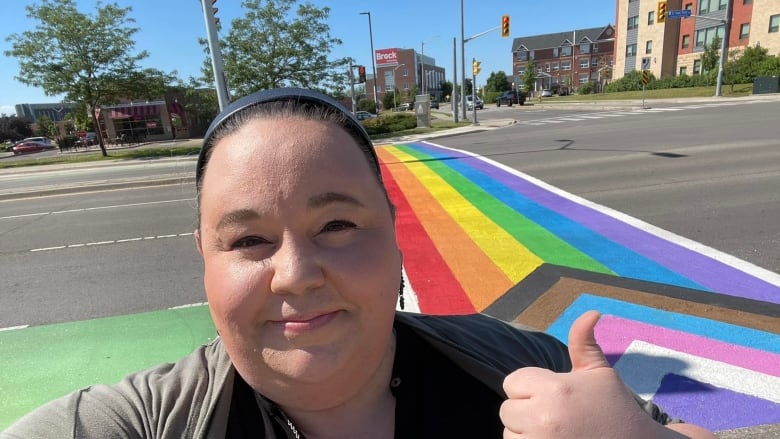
{"left": 285, "top": 416, "right": 301, "bottom": 439}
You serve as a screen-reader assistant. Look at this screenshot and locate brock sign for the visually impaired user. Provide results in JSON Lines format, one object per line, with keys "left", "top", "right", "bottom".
{"left": 375, "top": 48, "right": 399, "bottom": 67}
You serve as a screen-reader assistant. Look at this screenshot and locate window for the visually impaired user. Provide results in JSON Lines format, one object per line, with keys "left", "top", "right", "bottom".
{"left": 743, "top": 0, "right": 751, "bottom": 4}
{"left": 646, "top": 40, "right": 653, "bottom": 54}
{"left": 562, "top": 61, "right": 572, "bottom": 71}
{"left": 579, "top": 74, "right": 589, "bottom": 84}
{"left": 580, "top": 43, "right": 590, "bottom": 54}
{"left": 561, "top": 46, "right": 572, "bottom": 57}
{"left": 626, "top": 44, "right": 637, "bottom": 57}
{"left": 693, "top": 59, "right": 702, "bottom": 74}
{"left": 648, "top": 11, "right": 655, "bottom": 25}
{"left": 579, "top": 59, "right": 589, "bottom": 68}
{"left": 553, "top": 62, "right": 559, "bottom": 72}
{"left": 699, "top": 0, "right": 728, "bottom": 14}
{"left": 537, "top": 65, "right": 543, "bottom": 73}
{"left": 679, "top": 66, "right": 688, "bottom": 76}
{"left": 685, "top": 2, "right": 693, "bottom": 10}
{"left": 627, "top": 15, "right": 639, "bottom": 30}
{"left": 593, "top": 43, "right": 599, "bottom": 53}
{"left": 739, "top": 23, "right": 750, "bottom": 40}
{"left": 682, "top": 34, "right": 691, "bottom": 49}
{"left": 592, "top": 56, "right": 599, "bottom": 66}
{"left": 770, "top": 15, "right": 780, "bottom": 33}
{"left": 516, "top": 51, "right": 527, "bottom": 61}
{"left": 529, "top": 50, "right": 535, "bottom": 60}
{"left": 553, "top": 47, "right": 559, "bottom": 57}
{"left": 695, "top": 25, "right": 725, "bottom": 48}
{"left": 545, "top": 63, "right": 550, "bottom": 72}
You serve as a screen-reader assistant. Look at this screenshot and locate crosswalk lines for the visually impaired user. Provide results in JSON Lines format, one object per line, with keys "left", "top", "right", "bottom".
{"left": 518, "top": 100, "right": 766, "bottom": 127}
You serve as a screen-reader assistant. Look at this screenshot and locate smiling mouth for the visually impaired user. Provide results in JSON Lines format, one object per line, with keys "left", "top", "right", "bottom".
{"left": 269, "top": 311, "right": 341, "bottom": 334}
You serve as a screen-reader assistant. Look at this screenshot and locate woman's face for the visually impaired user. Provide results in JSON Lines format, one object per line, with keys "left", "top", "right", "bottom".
{"left": 196, "top": 116, "right": 401, "bottom": 403}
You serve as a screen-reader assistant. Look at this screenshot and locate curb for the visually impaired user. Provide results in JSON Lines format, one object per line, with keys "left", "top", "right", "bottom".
{"left": 0, "top": 176, "right": 196, "bottom": 201}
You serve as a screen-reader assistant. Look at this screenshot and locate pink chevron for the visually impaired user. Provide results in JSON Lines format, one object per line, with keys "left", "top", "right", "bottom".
{"left": 595, "top": 315, "right": 780, "bottom": 376}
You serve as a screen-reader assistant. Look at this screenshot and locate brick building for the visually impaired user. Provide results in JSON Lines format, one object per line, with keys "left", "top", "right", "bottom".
{"left": 510, "top": 26, "right": 617, "bottom": 94}
{"left": 614, "top": 0, "right": 780, "bottom": 79}
{"left": 366, "top": 47, "right": 446, "bottom": 107}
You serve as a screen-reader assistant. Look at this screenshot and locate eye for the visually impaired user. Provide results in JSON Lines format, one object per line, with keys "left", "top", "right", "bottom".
{"left": 231, "top": 236, "right": 270, "bottom": 249}
{"left": 321, "top": 220, "right": 357, "bottom": 233}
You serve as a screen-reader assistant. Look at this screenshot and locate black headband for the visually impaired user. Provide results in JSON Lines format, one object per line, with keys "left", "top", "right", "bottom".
{"left": 195, "top": 87, "right": 380, "bottom": 186}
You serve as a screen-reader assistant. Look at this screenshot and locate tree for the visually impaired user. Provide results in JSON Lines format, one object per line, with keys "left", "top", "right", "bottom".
{"left": 382, "top": 90, "right": 398, "bottom": 111}
{"left": 522, "top": 60, "right": 537, "bottom": 94}
{"left": 485, "top": 71, "right": 512, "bottom": 93}
{"left": 211, "top": 0, "right": 348, "bottom": 99}
{"left": 5, "top": 0, "right": 176, "bottom": 156}
{"left": 700, "top": 35, "right": 721, "bottom": 76}
{"left": 0, "top": 116, "right": 33, "bottom": 143}
{"left": 440, "top": 81, "right": 453, "bottom": 101}
{"left": 36, "top": 115, "right": 58, "bottom": 138}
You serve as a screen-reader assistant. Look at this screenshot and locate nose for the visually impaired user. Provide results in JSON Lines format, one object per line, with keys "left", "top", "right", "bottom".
{"left": 269, "top": 235, "right": 325, "bottom": 295}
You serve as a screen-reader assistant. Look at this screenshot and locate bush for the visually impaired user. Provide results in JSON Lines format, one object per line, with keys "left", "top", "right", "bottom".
{"left": 578, "top": 81, "right": 596, "bottom": 95}
{"left": 57, "top": 134, "right": 79, "bottom": 151}
{"left": 361, "top": 113, "right": 416, "bottom": 135}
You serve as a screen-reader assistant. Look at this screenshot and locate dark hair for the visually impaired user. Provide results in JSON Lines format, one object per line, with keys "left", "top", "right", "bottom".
{"left": 195, "top": 88, "right": 391, "bottom": 224}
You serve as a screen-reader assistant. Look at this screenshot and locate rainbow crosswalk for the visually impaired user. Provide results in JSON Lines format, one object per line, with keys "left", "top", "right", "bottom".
{"left": 378, "top": 141, "right": 780, "bottom": 432}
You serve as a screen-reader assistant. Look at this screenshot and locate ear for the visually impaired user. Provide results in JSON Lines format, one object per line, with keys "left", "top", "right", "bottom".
{"left": 194, "top": 229, "right": 204, "bottom": 257}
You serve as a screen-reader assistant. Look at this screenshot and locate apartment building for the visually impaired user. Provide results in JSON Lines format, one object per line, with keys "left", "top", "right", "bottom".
{"left": 614, "top": 0, "right": 780, "bottom": 79}
{"left": 510, "top": 26, "right": 616, "bottom": 93}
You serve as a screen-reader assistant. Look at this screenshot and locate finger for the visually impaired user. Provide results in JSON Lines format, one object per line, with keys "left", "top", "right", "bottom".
{"left": 500, "top": 399, "right": 530, "bottom": 434}
{"left": 502, "top": 367, "right": 554, "bottom": 398}
{"left": 568, "top": 310, "right": 610, "bottom": 371}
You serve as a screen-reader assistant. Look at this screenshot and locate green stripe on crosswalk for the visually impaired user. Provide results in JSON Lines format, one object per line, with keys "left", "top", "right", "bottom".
{"left": 0, "top": 305, "right": 216, "bottom": 430}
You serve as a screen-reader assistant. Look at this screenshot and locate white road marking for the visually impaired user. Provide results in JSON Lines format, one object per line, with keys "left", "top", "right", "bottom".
{"left": 0, "top": 198, "right": 194, "bottom": 221}
{"left": 0, "top": 325, "right": 29, "bottom": 332}
{"left": 28, "top": 232, "right": 194, "bottom": 252}
{"left": 169, "top": 302, "right": 209, "bottom": 310}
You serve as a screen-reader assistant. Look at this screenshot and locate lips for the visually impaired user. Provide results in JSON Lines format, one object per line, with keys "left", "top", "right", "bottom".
{"left": 268, "top": 310, "right": 341, "bottom": 335}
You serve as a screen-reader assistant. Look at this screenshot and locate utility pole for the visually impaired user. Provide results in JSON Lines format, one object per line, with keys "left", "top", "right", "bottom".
{"left": 200, "top": 0, "right": 229, "bottom": 110}
{"left": 452, "top": 37, "right": 458, "bottom": 123}
{"left": 360, "top": 12, "right": 379, "bottom": 114}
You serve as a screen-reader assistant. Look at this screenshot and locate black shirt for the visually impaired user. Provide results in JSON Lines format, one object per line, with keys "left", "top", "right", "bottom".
{"left": 225, "top": 321, "right": 505, "bottom": 438}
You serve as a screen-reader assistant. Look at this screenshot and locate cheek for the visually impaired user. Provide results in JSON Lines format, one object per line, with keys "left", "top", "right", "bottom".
{"left": 204, "top": 257, "right": 269, "bottom": 328}
{"left": 326, "top": 234, "right": 401, "bottom": 304}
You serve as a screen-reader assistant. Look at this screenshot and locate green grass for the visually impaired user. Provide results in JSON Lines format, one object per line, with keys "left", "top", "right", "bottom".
{"left": 369, "top": 117, "right": 471, "bottom": 140}
{"left": 0, "top": 143, "right": 202, "bottom": 170}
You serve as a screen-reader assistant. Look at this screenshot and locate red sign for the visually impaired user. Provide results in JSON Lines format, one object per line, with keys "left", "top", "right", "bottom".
{"left": 375, "top": 48, "right": 399, "bottom": 67}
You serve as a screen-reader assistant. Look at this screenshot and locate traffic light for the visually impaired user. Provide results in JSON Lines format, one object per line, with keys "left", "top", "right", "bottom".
{"left": 472, "top": 60, "right": 481, "bottom": 76}
{"left": 358, "top": 65, "right": 366, "bottom": 83}
{"left": 657, "top": 1, "right": 667, "bottom": 23}
{"left": 211, "top": 0, "right": 220, "bottom": 26}
{"left": 501, "top": 15, "right": 510, "bottom": 38}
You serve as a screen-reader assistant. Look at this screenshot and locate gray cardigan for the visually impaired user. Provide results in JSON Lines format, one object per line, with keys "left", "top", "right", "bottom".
{"left": 3, "top": 312, "right": 649, "bottom": 438}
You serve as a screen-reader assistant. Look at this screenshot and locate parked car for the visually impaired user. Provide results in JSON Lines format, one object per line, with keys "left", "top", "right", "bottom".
{"left": 557, "top": 86, "right": 570, "bottom": 96}
{"left": 465, "top": 95, "right": 484, "bottom": 110}
{"left": 496, "top": 90, "right": 526, "bottom": 107}
{"left": 396, "top": 102, "right": 413, "bottom": 111}
{"left": 355, "top": 111, "right": 377, "bottom": 121}
{"left": 541, "top": 89, "right": 553, "bottom": 97}
{"left": 430, "top": 99, "right": 439, "bottom": 109}
{"left": 12, "top": 141, "right": 57, "bottom": 155}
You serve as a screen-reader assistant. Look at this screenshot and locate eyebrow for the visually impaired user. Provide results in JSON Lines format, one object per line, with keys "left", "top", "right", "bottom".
{"left": 216, "top": 209, "right": 260, "bottom": 232}
{"left": 214, "top": 193, "right": 364, "bottom": 231}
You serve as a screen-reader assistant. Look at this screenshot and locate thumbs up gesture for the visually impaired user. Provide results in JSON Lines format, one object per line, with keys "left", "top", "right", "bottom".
{"left": 499, "top": 311, "right": 664, "bottom": 438}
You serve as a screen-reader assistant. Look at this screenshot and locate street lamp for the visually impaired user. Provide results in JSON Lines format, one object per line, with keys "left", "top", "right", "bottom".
{"left": 421, "top": 36, "right": 439, "bottom": 95}
{"left": 393, "top": 63, "right": 406, "bottom": 110}
{"left": 359, "top": 12, "right": 379, "bottom": 113}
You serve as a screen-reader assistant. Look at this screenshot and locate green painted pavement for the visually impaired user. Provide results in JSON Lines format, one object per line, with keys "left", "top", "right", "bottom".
{"left": 0, "top": 305, "right": 216, "bottom": 430}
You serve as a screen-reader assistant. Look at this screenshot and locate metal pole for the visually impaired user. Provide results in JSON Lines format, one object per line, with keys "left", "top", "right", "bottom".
{"left": 715, "top": 0, "right": 732, "bottom": 97}
{"left": 349, "top": 62, "right": 356, "bottom": 114}
{"left": 472, "top": 57, "right": 478, "bottom": 125}
{"left": 360, "top": 12, "right": 379, "bottom": 114}
{"left": 200, "top": 0, "right": 229, "bottom": 110}
{"left": 452, "top": 37, "right": 458, "bottom": 123}
{"left": 460, "top": 0, "right": 467, "bottom": 117}
{"left": 421, "top": 40, "right": 425, "bottom": 96}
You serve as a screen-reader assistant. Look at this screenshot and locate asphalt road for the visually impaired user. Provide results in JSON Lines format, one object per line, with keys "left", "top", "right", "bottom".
{"left": 1, "top": 98, "right": 778, "bottom": 329}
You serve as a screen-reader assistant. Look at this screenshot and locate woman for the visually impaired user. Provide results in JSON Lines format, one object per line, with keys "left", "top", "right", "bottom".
{"left": 2, "top": 88, "right": 716, "bottom": 438}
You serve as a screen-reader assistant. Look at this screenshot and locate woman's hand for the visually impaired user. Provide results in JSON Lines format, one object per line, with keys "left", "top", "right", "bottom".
{"left": 499, "top": 311, "right": 716, "bottom": 439}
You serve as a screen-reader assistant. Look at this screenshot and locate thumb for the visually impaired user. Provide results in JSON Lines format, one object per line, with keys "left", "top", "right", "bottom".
{"left": 568, "top": 310, "right": 610, "bottom": 371}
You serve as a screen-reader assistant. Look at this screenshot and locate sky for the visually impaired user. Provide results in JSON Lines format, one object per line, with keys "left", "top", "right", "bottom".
{"left": 0, "top": 0, "right": 617, "bottom": 116}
